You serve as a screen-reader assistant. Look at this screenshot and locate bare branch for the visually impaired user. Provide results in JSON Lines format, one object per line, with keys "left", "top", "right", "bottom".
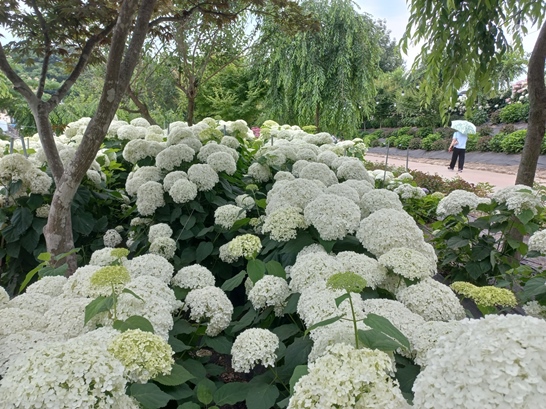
{"left": 30, "top": 0, "right": 52, "bottom": 99}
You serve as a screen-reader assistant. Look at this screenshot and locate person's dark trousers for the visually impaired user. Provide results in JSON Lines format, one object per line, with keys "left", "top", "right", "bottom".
{"left": 449, "top": 147, "right": 466, "bottom": 170}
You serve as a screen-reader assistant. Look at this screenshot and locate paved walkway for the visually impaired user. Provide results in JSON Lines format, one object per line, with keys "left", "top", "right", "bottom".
{"left": 365, "top": 153, "right": 522, "bottom": 190}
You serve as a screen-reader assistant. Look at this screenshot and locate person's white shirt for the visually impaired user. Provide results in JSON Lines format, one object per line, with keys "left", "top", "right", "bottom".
{"left": 453, "top": 131, "right": 468, "bottom": 149}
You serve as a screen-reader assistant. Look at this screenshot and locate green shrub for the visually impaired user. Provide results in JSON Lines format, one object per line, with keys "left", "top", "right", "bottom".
{"left": 416, "top": 126, "right": 433, "bottom": 138}
{"left": 490, "top": 110, "right": 502, "bottom": 124}
{"left": 466, "top": 109, "right": 488, "bottom": 126}
{"left": 408, "top": 137, "right": 422, "bottom": 150}
{"left": 386, "top": 133, "right": 398, "bottom": 147}
{"left": 488, "top": 133, "right": 505, "bottom": 152}
{"left": 302, "top": 125, "right": 317, "bottom": 134}
{"left": 475, "top": 135, "right": 493, "bottom": 152}
{"left": 395, "top": 134, "right": 413, "bottom": 149}
{"left": 500, "top": 130, "right": 527, "bottom": 153}
{"left": 435, "top": 127, "right": 453, "bottom": 139}
{"left": 500, "top": 124, "right": 516, "bottom": 134}
{"left": 430, "top": 139, "right": 449, "bottom": 151}
{"left": 396, "top": 126, "right": 412, "bottom": 136}
{"left": 420, "top": 132, "right": 443, "bottom": 151}
{"left": 499, "top": 103, "right": 529, "bottom": 123}
{"left": 477, "top": 125, "right": 493, "bottom": 136}
{"left": 369, "top": 138, "right": 382, "bottom": 147}
{"left": 465, "top": 134, "right": 479, "bottom": 152}
{"left": 371, "top": 129, "right": 385, "bottom": 137}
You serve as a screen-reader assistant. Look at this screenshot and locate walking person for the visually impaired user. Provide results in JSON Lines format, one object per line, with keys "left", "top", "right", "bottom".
{"left": 448, "top": 130, "right": 468, "bottom": 172}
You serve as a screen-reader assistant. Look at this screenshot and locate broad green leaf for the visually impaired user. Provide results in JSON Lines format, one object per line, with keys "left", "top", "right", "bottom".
{"left": 153, "top": 363, "right": 195, "bottom": 386}
{"left": 517, "top": 209, "right": 535, "bottom": 224}
{"left": 221, "top": 270, "right": 246, "bottom": 291}
{"left": 195, "top": 242, "right": 214, "bottom": 263}
{"left": 363, "top": 313, "right": 410, "bottom": 350}
{"left": 11, "top": 207, "right": 33, "bottom": 235}
{"left": 284, "top": 337, "right": 313, "bottom": 368}
{"left": 213, "top": 383, "right": 249, "bottom": 406}
{"left": 168, "top": 336, "right": 191, "bottom": 353}
{"left": 122, "top": 288, "right": 144, "bottom": 301}
{"left": 180, "top": 214, "right": 197, "bottom": 230}
{"left": 465, "top": 260, "right": 491, "bottom": 280}
{"left": 203, "top": 336, "right": 233, "bottom": 355}
{"left": 112, "top": 315, "right": 154, "bottom": 333}
{"left": 84, "top": 296, "right": 115, "bottom": 325}
{"left": 289, "top": 365, "right": 308, "bottom": 394}
{"left": 358, "top": 329, "right": 404, "bottom": 352}
{"left": 128, "top": 383, "right": 172, "bottom": 409}
{"left": 196, "top": 379, "right": 215, "bottom": 405}
{"left": 37, "top": 252, "right": 51, "bottom": 262}
{"left": 180, "top": 359, "right": 207, "bottom": 382}
{"left": 247, "top": 259, "right": 266, "bottom": 283}
{"left": 177, "top": 403, "right": 200, "bottom": 409}
{"left": 304, "top": 315, "right": 343, "bottom": 335}
{"left": 71, "top": 211, "right": 96, "bottom": 235}
{"left": 18, "top": 261, "right": 46, "bottom": 293}
{"left": 522, "top": 277, "right": 546, "bottom": 299}
{"left": 171, "top": 319, "right": 196, "bottom": 335}
{"left": 38, "top": 264, "right": 68, "bottom": 278}
{"left": 231, "top": 308, "right": 256, "bottom": 333}
{"left": 265, "top": 260, "right": 286, "bottom": 278}
{"left": 162, "top": 383, "right": 193, "bottom": 400}
{"left": 272, "top": 324, "right": 301, "bottom": 341}
{"left": 334, "top": 293, "right": 350, "bottom": 307}
{"left": 53, "top": 247, "right": 80, "bottom": 261}
{"left": 26, "top": 194, "right": 43, "bottom": 211}
{"left": 283, "top": 293, "right": 300, "bottom": 314}
{"left": 245, "top": 383, "right": 279, "bottom": 409}
{"left": 446, "top": 236, "right": 469, "bottom": 249}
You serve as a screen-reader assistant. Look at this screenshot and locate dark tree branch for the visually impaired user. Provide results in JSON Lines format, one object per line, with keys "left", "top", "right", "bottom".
{"left": 0, "top": 43, "right": 37, "bottom": 103}
{"left": 30, "top": 0, "right": 51, "bottom": 99}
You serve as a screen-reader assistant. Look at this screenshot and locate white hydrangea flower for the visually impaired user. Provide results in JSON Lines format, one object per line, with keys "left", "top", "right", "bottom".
{"left": 396, "top": 172, "right": 413, "bottom": 182}
{"left": 295, "top": 147, "right": 317, "bottom": 162}
{"left": 308, "top": 319, "right": 369, "bottom": 362}
{"left": 231, "top": 328, "right": 279, "bottom": 373}
{"left": 108, "top": 120, "right": 128, "bottom": 137}
{"left": 166, "top": 125, "right": 194, "bottom": 146}
{"left": 172, "top": 265, "right": 215, "bottom": 290}
{"left": 62, "top": 265, "right": 102, "bottom": 298}
{"left": 187, "top": 163, "right": 219, "bottom": 191}
{"left": 155, "top": 144, "right": 195, "bottom": 170}
{"left": 289, "top": 252, "right": 344, "bottom": 293}
{"left": 235, "top": 194, "right": 254, "bottom": 208}
{"left": 108, "top": 329, "right": 174, "bottom": 383}
{"left": 291, "top": 159, "right": 309, "bottom": 177}
{"left": 148, "top": 223, "right": 173, "bottom": 242}
{"left": 297, "top": 281, "right": 365, "bottom": 327}
{"left": 0, "top": 328, "right": 127, "bottom": 409}
{"left": 362, "top": 298, "right": 425, "bottom": 343}
{"left": 378, "top": 247, "right": 437, "bottom": 281}
{"left": 169, "top": 179, "right": 198, "bottom": 203}
{"left": 248, "top": 275, "right": 291, "bottom": 316}
{"left": 248, "top": 162, "right": 272, "bottom": 182}
{"left": 7, "top": 292, "right": 53, "bottom": 313}
{"left": 136, "top": 181, "right": 165, "bottom": 216}
{"left": 528, "top": 229, "right": 546, "bottom": 253}
{"left": 123, "top": 253, "right": 174, "bottom": 284}
{"left": 436, "top": 189, "right": 480, "bottom": 218}
{"left": 149, "top": 237, "right": 176, "bottom": 260}
{"left": 317, "top": 150, "right": 339, "bottom": 167}
{"left": 103, "top": 229, "right": 122, "bottom": 247}
{"left": 0, "top": 307, "right": 47, "bottom": 336}
{"left": 207, "top": 151, "right": 237, "bottom": 175}
{"left": 356, "top": 208, "right": 429, "bottom": 257}
{"left": 262, "top": 150, "right": 287, "bottom": 168}
{"left": 122, "top": 139, "right": 164, "bottom": 163}
{"left": 130, "top": 217, "right": 153, "bottom": 227}
{"left": 396, "top": 278, "right": 465, "bottom": 321}
{"left": 360, "top": 189, "right": 404, "bottom": 218}
{"left": 262, "top": 206, "right": 308, "bottom": 242}
{"left": 325, "top": 183, "right": 360, "bottom": 203}
{"left": 371, "top": 169, "right": 395, "bottom": 183}
{"left": 44, "top": 297, "right": 98, "bottom": 338}
{"left": 130, "top": 117, "right": 151, "bottom": 128}
{"left": 304, "top": 194, "right": 361, "bottom": 240}
{"left": 299, "top": 162, "right": 338, "bottom": 187}
{"left": 409, "top": 320, "right": 463, "bottom": 367}
{"left": 493, "top": 184, "right": 543, "bottom": 215}
{"left": 0, "top": 286, "right": 10, "bottom": 308}
{"left": 219, "top": 234, "right": 262, "bottom": 263}
{"left": 522, "top": 300, "right": 546, "bottom": 319}
{"left": 117, "top": 124, "right": 142, "bottom": 140}
{"left": 220, "top": 135, "right": 240, "bottom": 150}
{"left": 197, "top": 142, "right": 238, "bottom": 162}
{"left": 163, "top": 170, "right": 188, "bottom": 192}
{"left": 266, "top": 178, "right": 324, "bottom": 215}
{"left": 339, "top": 179, "right": 374, "bottom": 198}
{"left": 214, "top": 204, "right": 247, "bottom": 229}
{"left": 336, "top": 159, "right": 374, "bottom": 183}
{"left": 335, "top": 251, "right": 388, "bottom": 289}
{"left": 179, "top": 136, "right": 202, "bottom": 153}
{"left": 413, "top": 315, "right": 546, "bottom": 409}
{"left": 288, "top": 343, "right": 409, "bottom": 409}
{"left": 394, "top": 183, "right": 426, "bottom": 199}
{"left": 35, "top": 204, "right": 50, "bottom": 218}
{"left": 183, "top": 286, "right": 233, "bottom": 336}
{"left": 274, "top": 170, "right": 296, "bottom": 181}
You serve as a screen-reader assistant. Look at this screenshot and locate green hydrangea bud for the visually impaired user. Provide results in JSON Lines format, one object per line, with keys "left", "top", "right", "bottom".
{"left": 327, "top": 272, "right": 367, "bottom": 293}
{"left": 90, "top": 265, "right": 131, "bottom": 289}
{"left": 111, "top": 248, "right": 130, "bottom": 259}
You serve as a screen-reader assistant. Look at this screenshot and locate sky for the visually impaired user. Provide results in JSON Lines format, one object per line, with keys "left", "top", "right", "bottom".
{"left": 354, "top": 0, "right": 540, "bottom": 70}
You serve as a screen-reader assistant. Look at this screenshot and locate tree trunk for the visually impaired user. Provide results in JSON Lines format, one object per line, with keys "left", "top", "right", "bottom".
{"left": 515, "top": 22, "right": 546, "bottom": 187}
{"left": 186, "top": 79, "right": 198, "bottom": 126}
{"left": 44, "top": 0, "right": 157, "bottom": 275}
{"left": 315, "top": 104, "right": 320, "bottom": 129}
{"left": 31, "top": 102, "right": 64, "bottom": 183}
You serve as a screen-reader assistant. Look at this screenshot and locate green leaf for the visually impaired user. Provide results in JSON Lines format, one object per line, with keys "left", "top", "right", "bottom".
{"left": 221, "top": 270, "right": 246, "bottom": 291}
{"left": 71, "top": 211, "right": 96, "bottom": 235}
{"left": 465, "top": 260, "right": 491, "bottom": 280}
{"left": 245, "top": 383, "right": 279, "bottom": 409}
{"left": 1, "top": 225, "right": 19, "bottom": 243}
{"left": 168, "top": 335, "right": 191, "bottom": 353}
{"left": 180, "top": 359, "right": 207, "bottom": 382}
{"left": 272, "top": 324, "right": 301, "bottom": 341}
{"left": 334, "top": 293, "right": 350, "bottom": 307}
{"left": 37, "top": 252, "right": 51, "bottom": 262}
{"left": 18, "top": 261, "right": 47, "bottom": 293}
{"left": 112, "top": 315, "right": 154, "bottom": 333}
{"left": 255, "top": 198, "right": 267, "bottom": 209}
{"left": 195, "top": 242, "right": 214, "bottom": 263}
{"left": 231, "top": 308, "right": 256, "bottom": 333}
{"left": 26, "top": 194, "right": 44, "bottom": 211}
{"left": 230, "top": 217, "right": 250, "bottom": 231}
{"left": 153, "top": 363, "right": 195, "bottom": 386}
{"left": 283, "top": 293, "right": 300, "bottom": 314}
{"left": 84, "top": 296, "right": 115, "bottom": 325}
{"left": 446, "top": 236, "right": 469, "bottom": 249}
{"left": 179, "top": 214, "right": 197, "bottom": 230}
{"left": 213, "top": 383, "right": 249, "bottom": 406}
{"left": 128, "top": 383, "right": 172, "bottom": 409}
{"left": 247, "top": 259, "right": 266, "bottom": 283}
{"left": 517, "top": 209, "right": 535, "bottom": 224}
{"left": 289, "top": 365, "right": 308, "bottom": 394}
{"left": 284, "top": 337, "right": 313, "bottom": 368}
{"left": 171, "top": 319, "right": 196, "bottom": 335}
{"left": 5, "top": 241, "right": 20, "bottom": 258}
{"left": 265, "top": 260, "right": 286, "bottom": 278}
{"left": 363, "top": 313, "right": 410, "bottom": 350}
{"left": 11, "top": 207, "right": 33, "bottom": 235}
{"left": 196, "top": 379, "right": 215, "bottom": 405}
{"left": 203, "top": 336, "right": 233, "bottom": 355}
{"left": 304, "top": 315, "right": 343, "bottom": 335}
{"left": 177, "top": 403, "right": 200, "bottom": 409}
{"left": 38, "top": 264, "right": 68, "bottom": 278}
{"left": 358, "top": 329, "right": 404, "bottom": 352}
{"left": 522, "top": 277, "right": 546, "bottom": 299}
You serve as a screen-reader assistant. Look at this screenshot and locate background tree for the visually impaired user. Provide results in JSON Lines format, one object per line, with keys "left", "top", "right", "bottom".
{"left": 403, "top": 0, "right": 546, "bottom": 186}
{"left": 253, "top": 0, "right": 381, "bottom": 138}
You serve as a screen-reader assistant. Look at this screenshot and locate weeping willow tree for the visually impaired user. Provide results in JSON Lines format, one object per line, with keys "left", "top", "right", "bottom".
{"left": 253, "top": 0, "right": 381, "bottom": 138}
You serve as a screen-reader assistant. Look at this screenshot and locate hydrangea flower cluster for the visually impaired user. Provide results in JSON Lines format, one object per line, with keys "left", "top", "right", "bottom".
{"left": 359, "top": 189, "right": 404, "bottom": 218}
{"left": 248, "top": 275, "right": 291, "bottom": 316}
{"left": 214, "top": 204, "right": 247, "bottom": 229}
{"left": 288, "top": 343, "right": 409, "bottom": 409}
{"left": 450, "top": 282, "right": 517, "bottom": 307}
{"left": 103, "top": 229, "right": 123, "bottom": 247}
{"left": 436, "top": 189, "right": 480, "bottom": 218}
{"left": 396, "top": 278, "right": 466, "bottom": 321}
{"left": 219, "top": 234, "right": 262, "bottom": 263}
{"left": 304, "top": 194, "right": 361, "bottom": 240}
{"left": 378, "top": 247, "right": 437, "bottom": 281}
{"left": 171, "top": 265, "right": 215, "bottom": 290}
{"left": 288, "top": 251, "right": 344, "bottom": 293}
{"left": 231, "top": 328, "right": 279, "bottom": 373}
{"left": 136, "top": 181, "right": 165, "bottom": 216}
{"left": 413, "top": 315, "right": 546, "bottom": 408}
{"left": 107, "top": 329, "right": 174, "bottom": 383}
{"left": 187, "top": 163, "right": 219, "bottom": 191}
{"left": 528, "top": 229, "right": 546, "bottom": 253}
{"left": 335, "top": 251, "right": 387, "bottom": 289}
{"left": 492, "top": 184, "right": 543, "bottom": 216}
{"left": 394, "top": 183, "right": 426, "bottom": 199}
{"left": 409, "top": 320, "right": 463, "bottom": 367}
{"left": 262, "top": 206, "right": 308, "bottom": 242}
{"left": 148, "top": 236, "right": 177, "bottom": 259}
{"left": 183, "top": 286, "right": 233, "bottom": 336}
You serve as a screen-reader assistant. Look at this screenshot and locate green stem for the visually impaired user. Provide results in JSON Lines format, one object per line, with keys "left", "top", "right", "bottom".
{"left": 269, "top": 367, "right": 290, "bottom": 393}
{"left": 347, "top": 292, "right": 359, "bottom": 349}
